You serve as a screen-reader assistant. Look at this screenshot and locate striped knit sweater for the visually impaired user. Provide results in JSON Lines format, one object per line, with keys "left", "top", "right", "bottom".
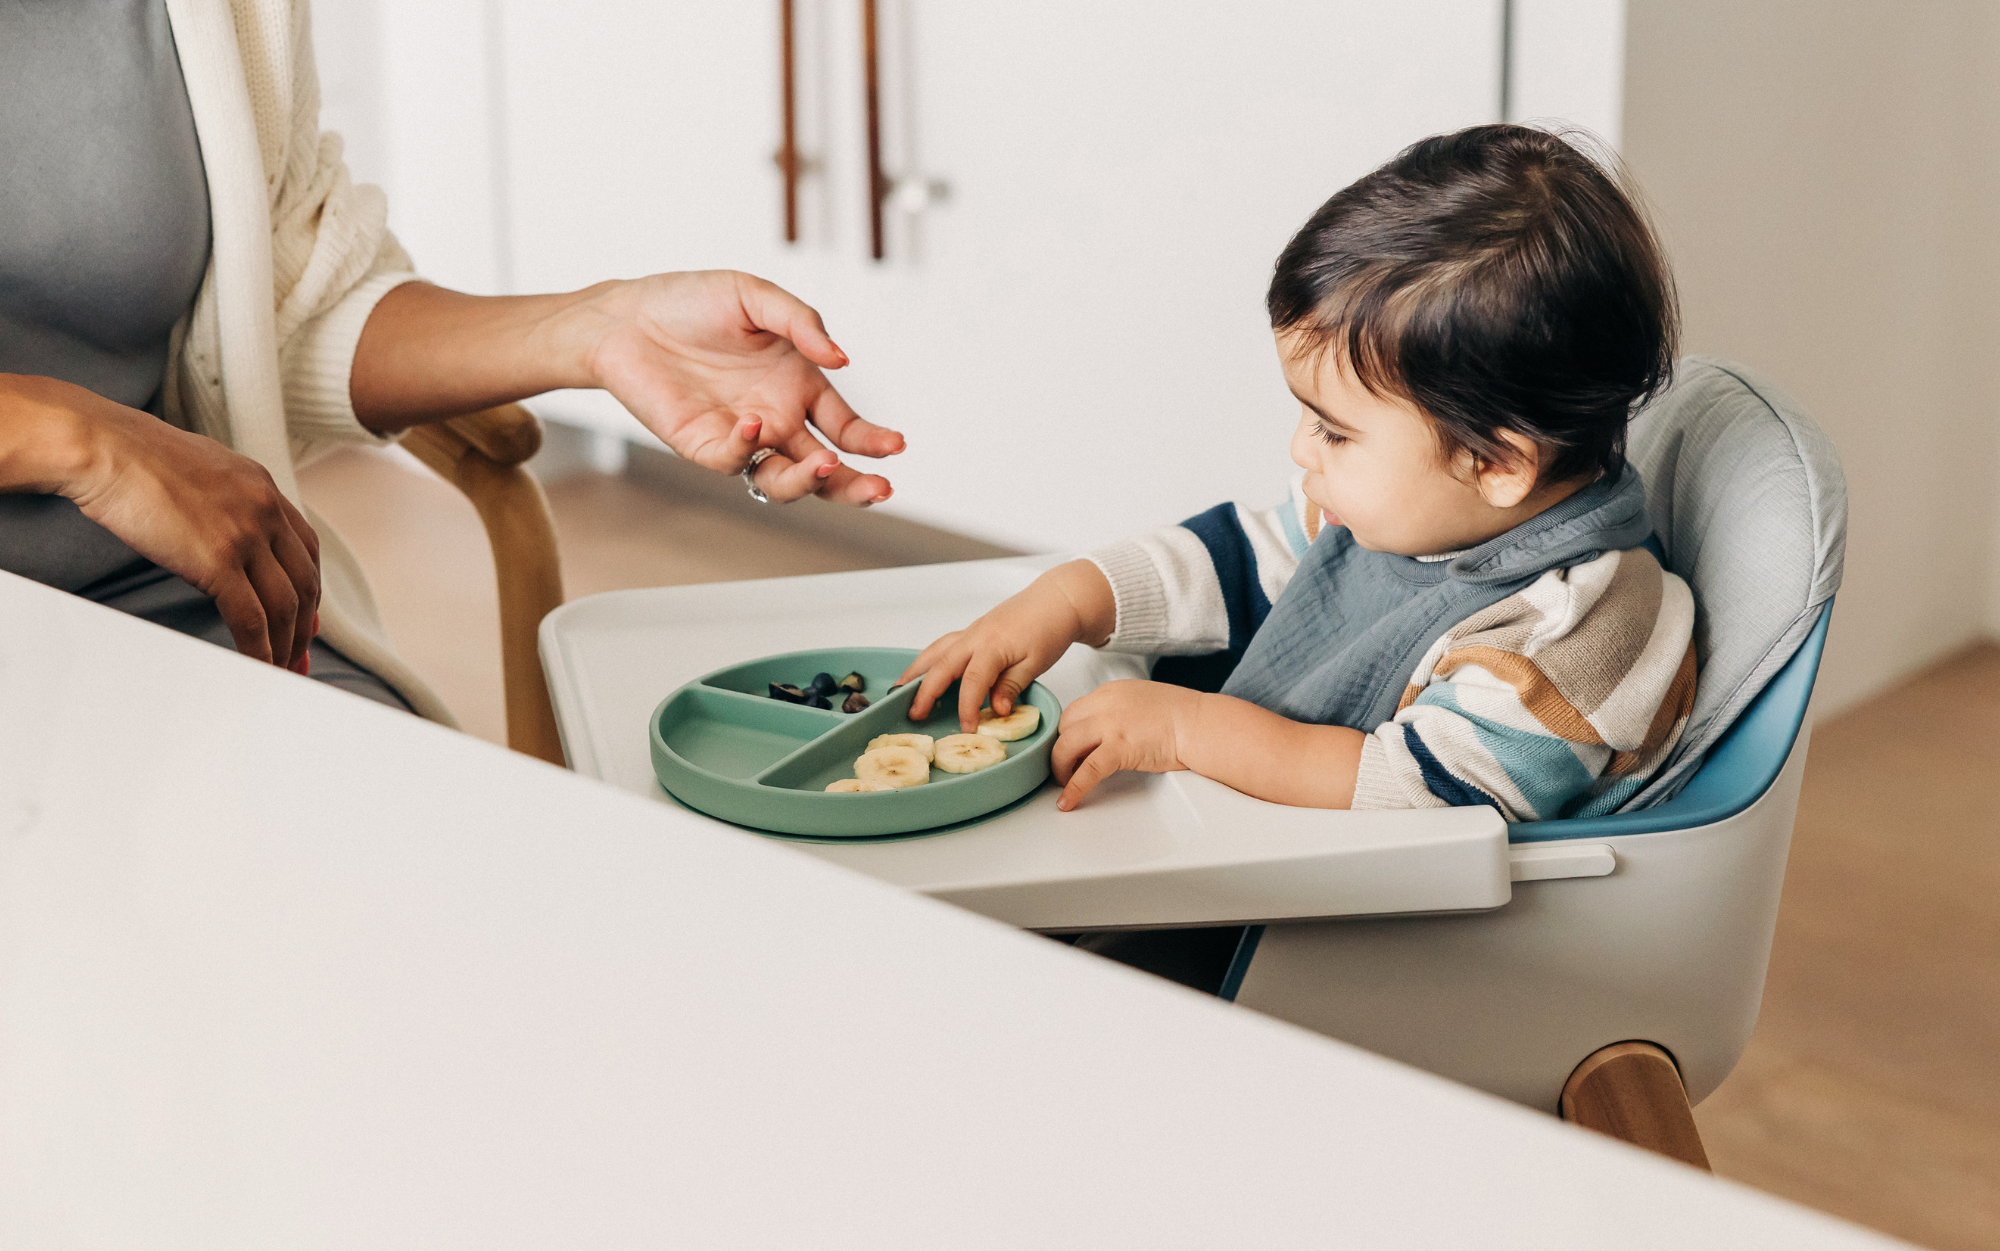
{"left": 1087, "top": 476, "right": 1698, "bottom": 821}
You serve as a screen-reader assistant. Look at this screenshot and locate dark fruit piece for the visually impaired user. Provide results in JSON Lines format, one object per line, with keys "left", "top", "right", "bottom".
{"left": 810, "top": 672, "right": 839, "bottom": 695}
{"left": 805, "top": 692, "right": 834, "bottom": 710}
{"left": 838, "top": 672, "right": 865, "bottom": 693}
{"left": 769, "top": 683, "right": 806, "bottom": 703}
{"left": 842, "top": 692, "right": 871, "bottom": 714}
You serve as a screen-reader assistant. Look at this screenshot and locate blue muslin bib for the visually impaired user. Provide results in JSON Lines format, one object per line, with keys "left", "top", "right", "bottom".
{"left": 1220, "top": 467, "right": 1655, "bottom": 730}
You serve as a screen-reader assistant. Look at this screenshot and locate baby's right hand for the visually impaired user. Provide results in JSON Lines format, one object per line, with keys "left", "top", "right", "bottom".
{"left": 898, "top": 559, "right": 1117, "bottom": 733}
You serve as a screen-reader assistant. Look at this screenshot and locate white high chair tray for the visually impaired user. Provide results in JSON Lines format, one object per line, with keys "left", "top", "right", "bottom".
{"left": 541, "top": 557, "right": 1514, "bottom": 929}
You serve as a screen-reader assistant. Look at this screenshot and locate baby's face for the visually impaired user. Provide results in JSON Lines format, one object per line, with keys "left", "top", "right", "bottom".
{"left": 1278, "top": 335, "right": 1525, "bottom": 557}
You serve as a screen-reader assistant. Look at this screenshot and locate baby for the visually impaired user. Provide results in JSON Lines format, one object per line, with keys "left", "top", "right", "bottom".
{"left": 902, "top": 125, "right": 1696, "bottom": 822}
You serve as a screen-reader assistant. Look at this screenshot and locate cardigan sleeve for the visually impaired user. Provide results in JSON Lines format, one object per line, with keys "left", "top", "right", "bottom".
{"left": 259, "top": 0, "right": 421, "bottom": 453}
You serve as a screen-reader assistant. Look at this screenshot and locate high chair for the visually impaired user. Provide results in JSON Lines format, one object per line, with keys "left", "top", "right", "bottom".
{"left": 1140, "top": 357, "right": 1846, "bottom": 1164}
{"left": 536, "top": 357, "right": 1845, "bottom": 1168}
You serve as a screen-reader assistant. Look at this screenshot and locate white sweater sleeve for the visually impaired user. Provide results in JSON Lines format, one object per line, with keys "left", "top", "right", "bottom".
{"left": 266, "top": 0, "right": 421, "bottom": 454}
{"left": 1085, "top": 474, "right": 1318, "bottom": 655}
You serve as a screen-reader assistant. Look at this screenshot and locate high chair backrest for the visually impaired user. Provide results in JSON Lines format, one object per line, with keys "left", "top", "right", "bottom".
{"left": 1618, "top": 357, "right": 1847, "bottom": 810}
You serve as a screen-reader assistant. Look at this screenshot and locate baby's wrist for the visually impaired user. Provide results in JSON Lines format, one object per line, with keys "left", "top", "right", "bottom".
{"left": 1048, "top": 559, "right": 1116, "bottom": 648}
{"left": 1167, "top": 689, "right": 1216, "bottom": 773}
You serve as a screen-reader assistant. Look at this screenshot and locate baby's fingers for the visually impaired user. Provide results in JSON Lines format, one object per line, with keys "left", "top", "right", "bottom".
{"left": 1057, "top": 743, "right": 1118, "bottom": 811}
{"left": 896, "top": 634, "right": 957, "bottom": 690}
{"left": 989, "top": 658, "right": 1039, "bottom": 719}
{"left": 907, "top": 645, "right": 971, "bottom": 720}
{"left": 958, "top": 653, "right": 1007, "bottom": 733}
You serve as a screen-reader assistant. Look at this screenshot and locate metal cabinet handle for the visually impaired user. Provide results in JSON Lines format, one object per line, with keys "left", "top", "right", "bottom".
{"left": 863, "top": 0, "right": 885, "bottom": 260}
{"left": 779, "top": 0, "right": 799, "bottom": 242}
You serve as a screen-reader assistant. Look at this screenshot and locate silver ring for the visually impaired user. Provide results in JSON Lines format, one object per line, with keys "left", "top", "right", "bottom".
{"left": 741, "top": 447, "right": 778, "bottom": 504}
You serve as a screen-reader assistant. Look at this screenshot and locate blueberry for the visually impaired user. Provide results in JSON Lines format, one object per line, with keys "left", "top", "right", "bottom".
{"left": 842, "top": 692, "right": 871, "bottom": 714}
{"left": 838, "top": 672, "right": 866, "bottom": 693}
{"left": 810, "top": 672, "right": 839, "bottom": 695}
{"left": 769, "top": 683, "right": 806, "bottom": 703}
{"left": 805, "top": 692, "right": 834, "bottom": 710}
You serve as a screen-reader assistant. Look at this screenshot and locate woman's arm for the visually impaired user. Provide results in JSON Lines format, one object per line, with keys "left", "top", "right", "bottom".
{"left": 349, "top": 272, "right": 905, "bottom": 507}
{"left": 0, "top": 374, "right": 320, "bottom": 672}
{"left": 1050, "top": 680, "right": 1364, "bottom": 811}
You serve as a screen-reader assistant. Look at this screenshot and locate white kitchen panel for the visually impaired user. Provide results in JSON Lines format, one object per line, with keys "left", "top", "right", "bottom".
{"left": 500, "top": 3, "right": 1503, "bottom": 550}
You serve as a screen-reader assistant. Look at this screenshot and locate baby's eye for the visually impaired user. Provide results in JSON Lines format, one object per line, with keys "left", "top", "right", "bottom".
{"left": 1314, "top": 423, "right": 1348, "bottom": 446}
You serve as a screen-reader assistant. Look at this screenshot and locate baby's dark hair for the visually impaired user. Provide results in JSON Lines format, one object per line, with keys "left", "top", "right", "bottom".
{"left": 1267, "top": 124, "right": 1678, "bottom": 484}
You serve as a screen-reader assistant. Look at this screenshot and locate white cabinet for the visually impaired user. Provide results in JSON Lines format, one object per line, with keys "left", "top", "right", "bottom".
{"left": 499, "top": 3, "right": 1503, "bottom": 550}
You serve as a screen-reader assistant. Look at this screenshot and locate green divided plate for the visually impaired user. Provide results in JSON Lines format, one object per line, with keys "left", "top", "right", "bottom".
{"left": 648, "top": 647, "right": 1062, "bottom": 839}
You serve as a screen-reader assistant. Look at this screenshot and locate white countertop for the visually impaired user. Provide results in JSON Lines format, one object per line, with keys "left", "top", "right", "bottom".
{"left": 0, "top": 573, "right": 1903, "bottom": 1248}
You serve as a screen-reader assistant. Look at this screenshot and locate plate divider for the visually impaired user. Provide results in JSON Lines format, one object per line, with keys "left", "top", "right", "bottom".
{"left": 692, "top": 682, "right": 846, "bottom": 721}
{"left": 751, "top": 680, "right": 930, "bottom": 786}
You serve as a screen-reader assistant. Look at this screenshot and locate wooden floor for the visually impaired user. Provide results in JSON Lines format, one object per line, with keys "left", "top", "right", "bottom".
{"left": 301, "top": 444, "right": 2000, "bottom": 1251}
{"left": 1694, "top": 642, "right": 2000, "bottom": 1250}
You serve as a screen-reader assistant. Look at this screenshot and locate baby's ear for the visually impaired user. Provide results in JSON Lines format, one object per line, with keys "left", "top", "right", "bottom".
{"left": 1476, "top": 431, "right": 1543, "bottom": 509}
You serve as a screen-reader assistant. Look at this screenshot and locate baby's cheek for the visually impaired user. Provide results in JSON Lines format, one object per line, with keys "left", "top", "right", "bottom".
{"left": 1298, "top": 471, "right": 1343, "bottom": 523}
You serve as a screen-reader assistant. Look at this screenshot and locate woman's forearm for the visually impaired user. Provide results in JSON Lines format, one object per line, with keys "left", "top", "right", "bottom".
{"left": 1180, "top": 693, "right": 1365, "bottom": 809}
{"left": 349, "top": 282, "right": 605, "bottom": 433}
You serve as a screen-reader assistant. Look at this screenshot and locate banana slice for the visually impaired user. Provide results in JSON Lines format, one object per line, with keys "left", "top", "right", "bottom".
{"left": 866, "top": 732, "right": 935, "bottom": 762}
{"left": 933, "top": 733, "right": 1007, "bottom": 774}
{"left": 824, "top": 778, "right": 892, "bottom": 793}
{"left": 976, "top": 705, "right": 1041, "bottom": 742}
{"left": 854, "top": 745, "right": 931, "bottom": 789}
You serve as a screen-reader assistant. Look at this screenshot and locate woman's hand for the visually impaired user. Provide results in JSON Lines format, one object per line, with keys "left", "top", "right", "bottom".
{"left": 351, "top": 272, "right": 906, "bottom": 507}
{"left": 3, "top": 375, "right": 320, "bottom": 671}
{"left": 580, "top": 272, "right": 904, "bottom": 507}
{"left": 1050, "top": 680, "right": 1201, "bottom": 810}
{"left": 898, "top": 560, "right": 1118, "bottom": 732}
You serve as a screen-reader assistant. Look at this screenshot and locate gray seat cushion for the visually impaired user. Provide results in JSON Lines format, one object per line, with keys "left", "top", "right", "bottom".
{"left": 1625, "top": 357, "right": 1847, "bottom": 807}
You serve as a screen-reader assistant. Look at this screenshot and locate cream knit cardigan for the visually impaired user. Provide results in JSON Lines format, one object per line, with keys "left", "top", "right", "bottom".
{"left": 161, "top": 0, "right": 450, "bottom": 723}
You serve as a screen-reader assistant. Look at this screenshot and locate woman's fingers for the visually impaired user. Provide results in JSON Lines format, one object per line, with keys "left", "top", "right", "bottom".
{"left": 736, "top": 275, "right": 849, "bottom": 371}
{"left": 271, "top": 523, "right": 320, "bottom": 670}
{"left": 244, "top": 547, "right": 302, "bottom": 671}
{"left": 211, "top": 572, "right": 275, "bottom": 664}
{"left": 759, "top": 423, "right": 889, "bottom": 507}
{"left": 816, "top": 463, "right": 893, "bottom": 507}
{"left": 806, "top": 379, "right": 904, "bottom": 460}
{"left": 746, "top": 442, "right": 838, "bottom": 503}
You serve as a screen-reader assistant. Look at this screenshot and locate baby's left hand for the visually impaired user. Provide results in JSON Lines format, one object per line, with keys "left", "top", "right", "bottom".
{"left": 1051, "top": 680, "right": 1203, "bottom": 811}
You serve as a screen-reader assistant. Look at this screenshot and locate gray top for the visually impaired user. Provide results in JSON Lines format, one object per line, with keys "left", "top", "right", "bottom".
{"left": 0, "top": 0, "right": 411, "bottom": 713}
{"left": 0, "top": 0, "right": 212, "bottom": 593}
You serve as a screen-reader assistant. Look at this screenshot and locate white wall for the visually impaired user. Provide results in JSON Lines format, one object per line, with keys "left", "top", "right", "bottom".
{"left": 1508, "top": 0, "right": 1627, "bottom": 147}
{"left": 1623, "top": 0, "right": 2000, "bottom": 712}
{"left": 310, "top": 0, "right": 507, "bottom": 294}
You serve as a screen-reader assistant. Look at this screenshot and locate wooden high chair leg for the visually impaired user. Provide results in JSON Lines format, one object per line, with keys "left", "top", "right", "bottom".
{"left": 1560, "top": 1042, "right": 1711, "bottom": 1171}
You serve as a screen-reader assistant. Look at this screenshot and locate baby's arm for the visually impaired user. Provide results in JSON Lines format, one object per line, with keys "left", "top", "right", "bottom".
{"left": 900, "top": 559, "right": 1116, "bottom": 730}
{"left": 1053, "top": 681, "right": 1365, "bottom": 811}
{"left": 905, "top": 476, "right": 1317, "bottom": 730}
